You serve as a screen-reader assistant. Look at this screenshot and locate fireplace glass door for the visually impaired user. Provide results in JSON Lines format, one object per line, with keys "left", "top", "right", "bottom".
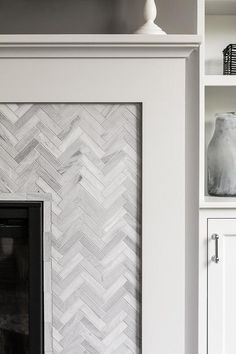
{"left": 0, "top": 203, "right": 43, "bottom": 354}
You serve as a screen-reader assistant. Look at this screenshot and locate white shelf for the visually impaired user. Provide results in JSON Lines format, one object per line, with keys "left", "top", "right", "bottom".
{"left": 200, "top": 197, "right": 236, "bottom": 208}
{"left": 0, "top": 34, "right": 202, "bottom": 46}
{"left": 204, "top": 75, "right": 236, "bottom": 86}
{"left": 206, "top": 0, "right": 236, "bottom": 15}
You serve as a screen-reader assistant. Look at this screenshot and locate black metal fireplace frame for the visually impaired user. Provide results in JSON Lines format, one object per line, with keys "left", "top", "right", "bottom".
{"left": 0, "top": 201, "right": 44, "bottom": 354}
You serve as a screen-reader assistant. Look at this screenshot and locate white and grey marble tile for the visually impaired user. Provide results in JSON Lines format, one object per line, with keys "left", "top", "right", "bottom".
{"left": 0, "top": 103, "right": 141, "bottom": 354}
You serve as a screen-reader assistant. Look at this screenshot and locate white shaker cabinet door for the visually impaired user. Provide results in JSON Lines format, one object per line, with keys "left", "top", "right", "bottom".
{"left": 208, "top": 218, "right": 236, "bottom": 354}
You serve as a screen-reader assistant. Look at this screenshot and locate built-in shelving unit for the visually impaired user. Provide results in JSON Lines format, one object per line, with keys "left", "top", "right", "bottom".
{"left": 200, "top": 0, "right": 236, "bottom": 208}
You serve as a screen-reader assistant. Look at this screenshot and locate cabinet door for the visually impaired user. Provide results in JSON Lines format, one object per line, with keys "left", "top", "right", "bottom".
{"left": 208, "top": 218, "right": 236, "bottom": 354}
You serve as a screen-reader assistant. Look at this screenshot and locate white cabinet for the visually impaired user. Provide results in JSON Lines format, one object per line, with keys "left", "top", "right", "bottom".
{"left": 208, "top": 218, "right": 236, "bottom": 354}
{"left": 200, "top": 211, "right": 236, "bottom": 354}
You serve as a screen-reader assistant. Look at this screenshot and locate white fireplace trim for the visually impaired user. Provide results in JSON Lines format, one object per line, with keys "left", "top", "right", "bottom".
{"left": 0, "top": 192, "right": 53, "bottom": 354}
{"left": 0, "top": 34, "right": 200, "bottom": 59}
{"left": 0, "top": 37, "right": 200, "bottom": 353}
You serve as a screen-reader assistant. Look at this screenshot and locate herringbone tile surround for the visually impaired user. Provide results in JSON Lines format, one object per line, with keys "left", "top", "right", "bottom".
{"left": 0, "top": 104, "right": 142, "bottom": 353}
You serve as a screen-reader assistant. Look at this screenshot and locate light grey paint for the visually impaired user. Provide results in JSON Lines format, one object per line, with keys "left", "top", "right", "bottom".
{"left": 0, "top": 0, "right": 197, "bottom": 34}
{"left": 0, "top": 103, "right": 142, "bottom": 353}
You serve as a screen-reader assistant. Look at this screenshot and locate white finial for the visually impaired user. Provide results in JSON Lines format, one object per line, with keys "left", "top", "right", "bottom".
{"left": 136, "top": 0, "right": 166, "bottom": 35}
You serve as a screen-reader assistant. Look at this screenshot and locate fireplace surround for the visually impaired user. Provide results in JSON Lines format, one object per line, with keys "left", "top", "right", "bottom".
{"left": 0, "top": 35, "right": 200, "bottom": 354}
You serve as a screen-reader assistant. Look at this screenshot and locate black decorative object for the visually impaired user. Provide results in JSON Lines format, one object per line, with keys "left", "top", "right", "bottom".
{"left": 223, "top": 44, "right": 236, "bottom": 75}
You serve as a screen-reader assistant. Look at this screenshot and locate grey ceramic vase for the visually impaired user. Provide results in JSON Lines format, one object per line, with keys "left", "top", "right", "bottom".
{"left": 208, "top": 112, "right": 236, "bottom": 196}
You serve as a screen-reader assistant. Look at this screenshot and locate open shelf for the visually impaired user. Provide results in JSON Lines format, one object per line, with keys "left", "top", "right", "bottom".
{"left": 200, "top": 196, "right": 236, "bottom": 208}
{"left": 201, "top": 87, "right": 236, "bottom": 204}
{"left": 205, "top": 14, "right": 236, "bottom": 75}
{"left": 205, "top": 86, "right": 236, "bottom": 151}
{"left": 204, "top": 75, "right": 236, "bottom": 86}
{"left": 202, "top": 1, "right": 236, "bottom": 208}
{"left": 206, "top": 0, "right": 236, "bottom": 15}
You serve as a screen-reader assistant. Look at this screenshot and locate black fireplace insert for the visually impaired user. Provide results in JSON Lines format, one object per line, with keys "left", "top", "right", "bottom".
{"left": 0, "top": 202, "right": 43, "bottom": 354}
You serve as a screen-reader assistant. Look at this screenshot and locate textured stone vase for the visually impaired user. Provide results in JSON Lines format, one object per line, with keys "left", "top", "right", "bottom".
{"left": 208, "top": 113, "right": 236, "bottom": 196}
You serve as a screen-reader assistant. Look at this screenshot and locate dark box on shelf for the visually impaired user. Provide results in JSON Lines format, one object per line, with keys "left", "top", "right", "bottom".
{"left": 223, "top": 44, "right": 236, "bottom": 75}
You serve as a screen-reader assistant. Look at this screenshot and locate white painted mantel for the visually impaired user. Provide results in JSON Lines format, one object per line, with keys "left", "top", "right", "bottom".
{"left": 0, "top": 34, "right": 200, "bottom": 58}
{"left": 0, "top": 35, "right": 201, "bottom": 354}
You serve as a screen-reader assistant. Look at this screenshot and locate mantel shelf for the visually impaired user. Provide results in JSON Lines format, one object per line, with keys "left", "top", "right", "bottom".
{"left": 0, "top": 34, "right": 201, "bottom": 59}
{"left": 0, "top": 34, "right": 201, "bottom": 46}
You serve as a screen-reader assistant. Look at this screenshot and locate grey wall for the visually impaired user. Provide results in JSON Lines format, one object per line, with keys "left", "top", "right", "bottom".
{"left": 0, "top": 0, "right": 143, "bottom": 34}
{"left": 0, "top": 0, "right": 197, "bottom": 34}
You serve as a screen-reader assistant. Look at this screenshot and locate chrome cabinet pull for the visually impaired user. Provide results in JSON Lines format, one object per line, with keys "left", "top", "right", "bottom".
{"left": 212, "top": 234, "right": 219, "bottom": 263}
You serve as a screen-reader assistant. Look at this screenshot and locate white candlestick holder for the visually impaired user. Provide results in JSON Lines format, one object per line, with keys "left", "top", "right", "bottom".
{"left": 136, "top": 0, "right": 166, "bottom": 35}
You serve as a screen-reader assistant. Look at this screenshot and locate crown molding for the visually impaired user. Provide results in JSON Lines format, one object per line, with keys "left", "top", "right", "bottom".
{"left": 0, "top": 34, "right": 201, "bottom": 58}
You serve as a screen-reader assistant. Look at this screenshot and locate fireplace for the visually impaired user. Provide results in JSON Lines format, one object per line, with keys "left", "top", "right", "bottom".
{"left": 0, "top": 202, "right": 43, "bottom": 354}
